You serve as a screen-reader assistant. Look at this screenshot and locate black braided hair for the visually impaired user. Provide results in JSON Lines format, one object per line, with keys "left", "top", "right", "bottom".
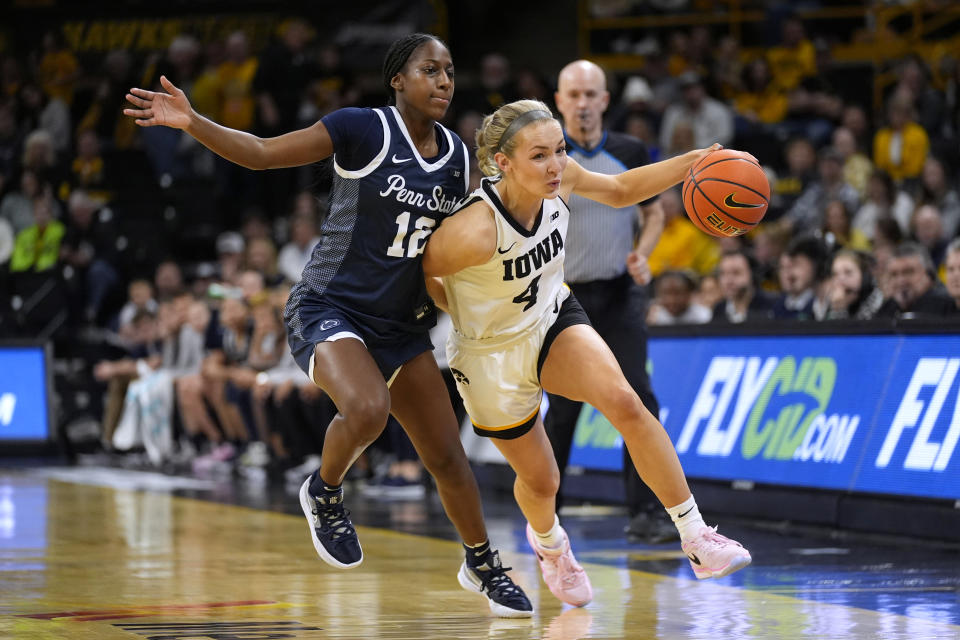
{"left": 382, "top": 33, "right": 445, "bottom": 104}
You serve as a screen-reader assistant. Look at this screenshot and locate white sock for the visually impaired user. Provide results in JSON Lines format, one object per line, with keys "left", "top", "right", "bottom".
{"left": 665, "top": 495, "right": 706, "bottom": 541}
{"left": 532, "top": 515, "right": 564, "bottom": 549}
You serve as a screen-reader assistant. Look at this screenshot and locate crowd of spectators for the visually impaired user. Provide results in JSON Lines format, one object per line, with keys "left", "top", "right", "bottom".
{"left": 1, "top": 11, "right": 959, "bottom": 484}
{"left": 590, "top": 16, "right": 960, "bottom": 326}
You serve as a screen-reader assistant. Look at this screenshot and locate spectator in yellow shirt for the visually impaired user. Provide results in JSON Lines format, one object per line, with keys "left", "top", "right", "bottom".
{"left": 10, "top": 194, "right": 64, "bottom": 273}
{"left": 190, "top": 41, "right": 225, "bottom": 121}
{"left": 823, "top": 199, "right": 871, "bottom": 253}
{"left": 216, "top": 32, "right": 259, "bottom": 132}
{"left": 733, "top": 58, "right": 788, "bottom": 125}
{"left": 832, "top": 126, "right": 873, "bottom": 199}
{"left": 767, "top": 17, "right": 816, "bottom": 91}
{"left": 873, "top": 90, "right": 930, "bottom": 184}
{"left": 647, "top": 187, "right": 721, "bottom": 277}
{"left": 38, "top": 31, "right": 80, "bottom": 106}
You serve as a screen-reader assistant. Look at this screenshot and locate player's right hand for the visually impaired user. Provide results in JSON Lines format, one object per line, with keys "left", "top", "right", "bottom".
{"left": 124, "top": 75, "right": 192, "bottom": 130}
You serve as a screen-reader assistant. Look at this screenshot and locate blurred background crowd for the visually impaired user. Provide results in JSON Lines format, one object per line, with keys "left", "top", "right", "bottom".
{"left": 1, "top": 0, "right": 959, "bottom": 488}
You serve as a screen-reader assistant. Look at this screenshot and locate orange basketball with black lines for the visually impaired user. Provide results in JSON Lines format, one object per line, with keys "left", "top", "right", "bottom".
{"left": 682, "top": 149, "right": 769, "bottom": 237}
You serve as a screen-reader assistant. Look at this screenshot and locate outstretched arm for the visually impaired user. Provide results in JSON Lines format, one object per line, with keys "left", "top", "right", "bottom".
{"left": 124, "top": 75, "right": 333, "bottom": 170}
{"left": 561, "top": 145, "right": 720, "bottom": 208}
{"left": 422, "top": 202, "right": 498, "bottom": 278}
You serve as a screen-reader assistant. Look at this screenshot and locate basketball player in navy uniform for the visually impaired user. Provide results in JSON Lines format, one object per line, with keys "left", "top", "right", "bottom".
{"left": 423, "top": 100, "right": 751, "bottom": 606}
{"left": 548, "top": 59, "right": 677, "bottom": 544}
{"left": 124, "top": 34, "right": 532, "bottom": 618}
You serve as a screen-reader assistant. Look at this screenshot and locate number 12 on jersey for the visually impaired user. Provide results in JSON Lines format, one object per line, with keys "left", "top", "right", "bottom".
{"left": 387, "top": 211, "right": 435, "bottom": 258}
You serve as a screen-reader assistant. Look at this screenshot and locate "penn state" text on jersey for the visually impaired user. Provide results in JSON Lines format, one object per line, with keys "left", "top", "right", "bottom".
{"left": 379, "top": 175, "right": 464, "bottom": 214}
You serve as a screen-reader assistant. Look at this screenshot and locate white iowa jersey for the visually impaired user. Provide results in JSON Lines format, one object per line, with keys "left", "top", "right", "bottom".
{"left": 442, "top": 177, "right": 569, "bottom": 341}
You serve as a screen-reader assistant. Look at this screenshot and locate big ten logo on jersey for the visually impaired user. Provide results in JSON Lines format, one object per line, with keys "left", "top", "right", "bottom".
{"left": 875, "top": 357, "right": 960, "bottom": 472}
{"left": 677, "top": 356, "right": 860, "bottom": 465}
{"left": 380, "top": 175, "right": 463, "bottom": 258}
{"left": 501, "top": 230, "right": 564, "bottom": 282}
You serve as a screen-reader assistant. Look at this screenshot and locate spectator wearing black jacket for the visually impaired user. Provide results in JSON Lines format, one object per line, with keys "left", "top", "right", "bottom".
{"left": 946, "top": 238, "right": 960, "bottom": 314}
{"left": 772, "top": 234, "right": 828, "bottom": 320}
{"left": 876, "top": 242, "right": 955, "bottom": 318}
{"left": 60, "top": 190, "right": 120, "bottom": 323}
{"left": 711, "top": 249, "right": 775, "bottom": 323}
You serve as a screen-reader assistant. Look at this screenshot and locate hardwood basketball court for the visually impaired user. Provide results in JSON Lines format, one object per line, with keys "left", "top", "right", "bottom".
{"left": 1, "top": 468, "right": 958, "bottom": 639}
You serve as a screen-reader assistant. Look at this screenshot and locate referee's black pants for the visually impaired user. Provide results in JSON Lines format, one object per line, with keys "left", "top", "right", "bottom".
{"left": 544, "top": 273, "right": 661, "bottom": 517}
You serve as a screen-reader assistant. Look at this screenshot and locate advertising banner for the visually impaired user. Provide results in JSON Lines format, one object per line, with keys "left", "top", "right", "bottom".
{"left": 0, "top": 345, "right": 52, "bottom": 442}
{"left": 568, "top": 334, "right": 960, "bottom": 501}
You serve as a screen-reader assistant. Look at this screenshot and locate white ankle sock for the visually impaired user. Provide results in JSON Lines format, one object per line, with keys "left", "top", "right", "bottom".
{"left": 533, "top": 515, "right": 564, "bottom": 549}
{"left": 665, "top": 495, "right": 706, "bottom": 541}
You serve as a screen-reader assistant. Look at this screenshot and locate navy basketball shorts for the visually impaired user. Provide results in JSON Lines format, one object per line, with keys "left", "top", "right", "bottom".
{"left": 287, "top": 297, "right": 433, "bottom": 388}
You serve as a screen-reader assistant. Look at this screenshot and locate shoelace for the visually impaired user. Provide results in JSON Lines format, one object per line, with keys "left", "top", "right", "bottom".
{"left": 550, "top": 547, "right": 585, "bottom": 586}
{"left": 558, "top": 555, "right": 584, "bottom": 586}
{"left": 696, "top": 526, "right": 742, "bottom": 550}
{"left": 475, "top": 553, "right": 528, "bottom": 604}
{"left": 314, "top": 501, "right": 356, "bottom": 542}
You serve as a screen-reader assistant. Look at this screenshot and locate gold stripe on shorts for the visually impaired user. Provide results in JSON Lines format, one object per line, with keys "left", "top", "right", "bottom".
{"left": 471, "top": 402, "right": 540, "bottom": 440}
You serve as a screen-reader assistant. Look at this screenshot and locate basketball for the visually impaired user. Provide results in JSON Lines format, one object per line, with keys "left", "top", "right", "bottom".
{"left": 682, "top": 149, "right": 769, "bottom": 237}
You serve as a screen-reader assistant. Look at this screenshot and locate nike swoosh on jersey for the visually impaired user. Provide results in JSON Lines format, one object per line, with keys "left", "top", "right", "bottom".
{"left": 723, "top": 193, "right": 764, "bottom": 209}
{"left": 497, "top": 242, "right": 517, "bottom": 254}
{"left": 392, "top": 154, "right": 412, "bottom": 164}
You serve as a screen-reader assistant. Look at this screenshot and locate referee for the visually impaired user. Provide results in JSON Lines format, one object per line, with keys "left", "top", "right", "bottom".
{"left": 546, "top": 60, "right": 678, "bottom": 544}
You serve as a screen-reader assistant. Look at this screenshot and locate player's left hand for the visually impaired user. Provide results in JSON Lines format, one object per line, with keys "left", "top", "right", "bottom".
{"left": 626, "top": 250, "right": 652, "bottom": 286}
{"left": 683, "top": 143, "right": 721, "bottom": 174}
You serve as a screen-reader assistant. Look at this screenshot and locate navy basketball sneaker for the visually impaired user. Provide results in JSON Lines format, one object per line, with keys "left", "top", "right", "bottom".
{"left": 457, "top": 549, "right": 533, "bottom": 618}
{"left": 299, "top": 474, "right": 363, "bottom": 568}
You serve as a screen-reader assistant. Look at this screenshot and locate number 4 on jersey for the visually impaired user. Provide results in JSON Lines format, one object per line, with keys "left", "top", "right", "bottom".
{"left": 387, "top": 211, "right": 435, "bottom": 258}
{"left": 513, "top": 275, "right": 541, "bottom": 311}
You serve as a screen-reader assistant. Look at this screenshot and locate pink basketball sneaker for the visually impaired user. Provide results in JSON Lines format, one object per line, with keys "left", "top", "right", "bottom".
{"left": 525, "top": 524, "right": 593, "bottom": 607}
{"left": 681, "top": 526, "right": 752, "bottom": 579}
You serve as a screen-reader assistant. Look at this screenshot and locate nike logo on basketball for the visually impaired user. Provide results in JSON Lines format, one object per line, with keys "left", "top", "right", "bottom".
{"left": 320, "top": 319, "right": 340, "bottom": 331}
{"left": 678, "top": 507, "right": 694, "bottom": 518}
{"left": 688, "top": 552, "right": 702, "bottom": 565}
{"left": 392, "top": 154, "right": 412, "bottom": 164}
{"left": 497, "top": 242, "right": 517, "bottom": 255}
{"left": 723, "top": 193, "right": 764, "bottom": 209}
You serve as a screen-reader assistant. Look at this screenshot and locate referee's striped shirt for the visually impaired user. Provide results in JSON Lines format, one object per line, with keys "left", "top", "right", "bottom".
{"left": 563, "top": 131, "right": 657, "bottom": 284}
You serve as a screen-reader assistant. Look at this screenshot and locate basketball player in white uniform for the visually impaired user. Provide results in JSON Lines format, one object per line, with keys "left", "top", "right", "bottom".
{"left": 423, "top": 99, "right": 751, "bottom": 607}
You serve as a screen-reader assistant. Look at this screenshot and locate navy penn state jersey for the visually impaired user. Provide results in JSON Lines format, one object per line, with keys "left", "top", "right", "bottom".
{"left": 285, "top": 106, "right": 469, "bottom": 344}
